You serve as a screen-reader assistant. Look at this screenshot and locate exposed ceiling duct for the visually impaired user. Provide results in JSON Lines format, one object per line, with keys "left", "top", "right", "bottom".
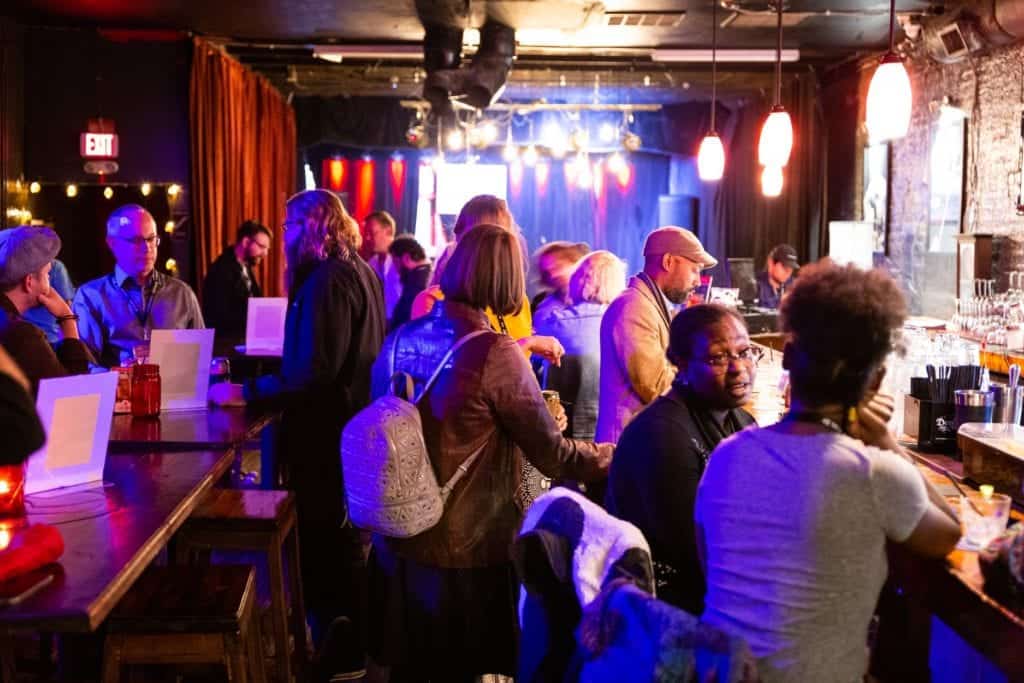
{"left": 919, "top": 0, "right": 1024, "bottom": 64}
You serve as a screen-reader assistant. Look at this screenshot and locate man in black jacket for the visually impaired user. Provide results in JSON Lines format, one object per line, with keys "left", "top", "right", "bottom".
{"left": 387, "top": 234, "right": 431, "bottom": 331}
{"left": 605, "top": 304, "right": 758, "bottom": 615}
{"left": 201, "top": 220, "right": 272, "bottom": 349}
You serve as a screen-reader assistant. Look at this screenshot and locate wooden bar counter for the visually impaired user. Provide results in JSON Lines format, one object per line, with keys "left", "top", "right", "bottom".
{"left": 109, "top": 406, "right": 276, "bottom": 453}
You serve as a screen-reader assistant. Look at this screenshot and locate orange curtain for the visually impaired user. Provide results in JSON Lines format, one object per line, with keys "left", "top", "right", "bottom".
{"left": 190, "top": 37, "right": 296, "bottom": 297}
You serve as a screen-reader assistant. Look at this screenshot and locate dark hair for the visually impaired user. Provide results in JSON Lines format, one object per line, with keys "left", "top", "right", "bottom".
{"left": 237, "top": 220, "right": 272, "bottom": 243}
{"left": 365, "top": 210, "right": 396, "bottom": 234}
{"left": 440, "top": 223, "right": 524, "bottom": 317}
{"left": 780, "top": 260, "right": 907, "bottom": 406}
{"left": 389, "top": 234, "right": 426, "bottom": 262}
{"left": 668, "top": 304, "right": 746, "bottom": 364}
{"left": 453, "top": 195, "right": 512, "bottom": 238}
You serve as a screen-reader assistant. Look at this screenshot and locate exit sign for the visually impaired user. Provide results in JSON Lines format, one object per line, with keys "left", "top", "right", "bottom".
{"left": 80, "top": 132, "right": 119, "bottom": 159}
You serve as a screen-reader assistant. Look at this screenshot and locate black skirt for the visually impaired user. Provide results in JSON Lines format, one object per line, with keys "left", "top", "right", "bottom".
{"left": 368, "top": 540, "right": 519, "bottom": 683}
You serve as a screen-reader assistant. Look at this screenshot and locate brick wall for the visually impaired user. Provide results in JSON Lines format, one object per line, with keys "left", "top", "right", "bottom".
{"left": 887, "top": 41, "right": 1024, "bottom": 314}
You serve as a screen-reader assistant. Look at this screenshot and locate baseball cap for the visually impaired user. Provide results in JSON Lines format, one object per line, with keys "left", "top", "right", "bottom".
{"left": 0, "top": 226, "right": 61, "bottom": 288}
{"left": 769, "top": 244, "right": 800, "bottom": 269}
{"left": 642, "top": 226, "right": 718, "bottom": 270}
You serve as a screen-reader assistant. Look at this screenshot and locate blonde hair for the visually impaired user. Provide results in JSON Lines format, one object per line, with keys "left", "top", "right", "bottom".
{"left": 440, "top": 223, "right": 525, "bottom": 317}
{"left": 569, "top": 250, "right": 627, "bottom": 305}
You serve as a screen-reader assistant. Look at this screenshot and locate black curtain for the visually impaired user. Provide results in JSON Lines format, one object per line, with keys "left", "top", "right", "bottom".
{"left": 717, "top": 71, "right": 826, "bottom": 273}
{"left": 304, "top": 144, "right": 422, "bottom": 238}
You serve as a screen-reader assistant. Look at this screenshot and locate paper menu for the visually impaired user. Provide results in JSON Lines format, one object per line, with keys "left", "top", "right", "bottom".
{"left": 245, "top": 297, "right": 287, "bottom": 354}
{"left": 149, "top": 328, "right": 215, "bottom": 412}
{"left": 25, "top": 371, "right": 118, "bottom": 494}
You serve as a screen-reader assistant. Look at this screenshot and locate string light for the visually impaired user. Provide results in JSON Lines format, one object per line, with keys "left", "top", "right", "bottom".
{"left": 167, "top": 183, "right": 181, "bottom": 198}
{"left": 66, "top": 184, "right": 78, "bottom": 198}
{"left": 140, "top": 182, "right": 152, "bottom": 196}
{"left": 29, "top": 182, "right": 40, "bottom": 194}
{"left": 103, "top": 187, "right": 114, "bottom": 200}
{"left": 522, "top": 144, "right": 540, "bottom": 167}
{"left": 479, "top": 121, "right": 499, "bottom": 145}
{"left": 599, "top": 123, "right": 616, "bottom": 143}
{"left": 164, "top": 220, "right": 176, "bottom": 233}
{"left": 446, "top": 128, "right": 464, "bottom": 151}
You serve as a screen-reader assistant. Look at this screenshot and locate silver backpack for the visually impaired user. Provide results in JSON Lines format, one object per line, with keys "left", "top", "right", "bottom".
{"left": 340, "top": 329, "right": 489, "bottom": 538}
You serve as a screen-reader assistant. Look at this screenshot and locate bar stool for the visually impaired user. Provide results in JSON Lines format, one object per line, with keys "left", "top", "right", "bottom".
{"left": 175, "top": 488, "right": 308, "bottom": 683}
{"left": 102, "top": 564, "right": 265, "bottom": 683}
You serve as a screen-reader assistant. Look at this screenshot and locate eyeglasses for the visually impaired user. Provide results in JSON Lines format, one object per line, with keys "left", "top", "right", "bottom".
{"left": 700, "top": 346, "right": 765, "bottom": 370}
{"left": 114, "top": 234, "right": 160, "bottom": 249}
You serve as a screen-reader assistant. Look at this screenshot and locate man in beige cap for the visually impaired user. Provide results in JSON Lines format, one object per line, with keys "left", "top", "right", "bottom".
{"left": 596, "top": 226, "right": 717, "bottom": 444}
{"left": 0, "top": 226, "right": 93, "bottom": 392}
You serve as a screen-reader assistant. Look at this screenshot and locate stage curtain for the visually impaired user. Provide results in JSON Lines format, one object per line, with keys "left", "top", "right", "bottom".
{"left": 190, "top": 37, "right": 296, "bottom": 297}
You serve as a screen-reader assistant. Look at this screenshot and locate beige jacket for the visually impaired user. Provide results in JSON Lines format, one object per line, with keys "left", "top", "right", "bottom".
{"left": 595, "top": 274, "right": 676, "bottom": 443}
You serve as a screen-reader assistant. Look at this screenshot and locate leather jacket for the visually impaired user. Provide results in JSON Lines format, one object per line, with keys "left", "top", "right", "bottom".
{"left": 371, "top": 300, "right": 613, "bottom": 568}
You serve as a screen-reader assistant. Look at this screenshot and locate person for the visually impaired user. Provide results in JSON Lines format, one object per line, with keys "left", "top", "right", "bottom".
{"left": 534, "top": 250, "right": 626, "bottom": 440}
{"left": 387, "top": 234, "right": 431, "bottom": 331}
{"left": 209, "top": 189, "right": 385, "bottom": 682}
{"left": 73, "top": 205, "right": 204, "bottom": 367}
{"left": 201, "top": 220, "right": 272, "bottom": 349}
{"left": 411, "top": 195, "right": 564, "bottom": 364}
{"left": 22, "top": 258, "right": 75, "bottom": 346}
{"left": 595, "top": 226, "right": 718, "bottom": 444}
{"left": 695, "top": 262, "right": 961, "bottom": 683}
{"left": 368, "top": 223, "right": 612, "bottom": 682}
{"left": 531, "top": 241, "right": 590, "bottom": 317}
{"left": 363, "top": 210, "right": 403, "bottom": 323}
{"left": 605, "top": 304, "right": 758, "bottom": 615}
{"left": 0, "top": 345, "right": 46, "bottom": 465}
{"left": 755, "top": 244, "right": 799, "bottom": 309}
{"left": 0, "top": 227, "right": 93, "bottom": 392}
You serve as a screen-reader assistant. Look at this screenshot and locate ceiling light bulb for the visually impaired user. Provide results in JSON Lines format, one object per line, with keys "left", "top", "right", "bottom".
{"left": 480, "top": 121, "right": 499, "bottom": 145}
{"left": 167, "top": 183, "right": 181, "bottom": 198}
{"left": 866, "top": 54, "right": 912, "bottom": 142}
{"left": 29, "top": 182, "right": 40, "bottom": 194}
{"left": 697, "top": 132, "right": 725, "bottom": 182}
{"left": 599, "top": 123, "right": 616, "bottom": 143}
{"left": 503, "top": 142, "right": 519, "bottom": 163}
{"left": 165, "top": 220, "right": 176, "bottom": 233}
{"left": 757, "top": 106, "right": 793, "bottom": 167}
{"left": 522, "top": 145, "right": 540, "bottom": 167}
{"left": 761, "top": 165, "right": 784, "bottom": 197}
{"left": 103, "top": 187, "right": 114, "bottom": 200}
{"left": 66, "top": 184, "right": 78, "bottom": 198}
{"left": 446, "top": 129, "right": 464, "bottom": 150}
{"left": 140, "top": 182, "right": 152, "bottom": 196}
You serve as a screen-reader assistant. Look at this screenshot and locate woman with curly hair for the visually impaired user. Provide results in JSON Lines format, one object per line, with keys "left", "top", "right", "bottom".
{"left": 210, "top": 189, "right": 386, "bottom": 680}
{"left": 694, "top": 261, "right": 959, "bottom": 683}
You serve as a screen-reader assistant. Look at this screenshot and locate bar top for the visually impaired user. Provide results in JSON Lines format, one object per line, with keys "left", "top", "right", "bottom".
{"left": 109, "top": 406, "right": 276, "bottom": 452}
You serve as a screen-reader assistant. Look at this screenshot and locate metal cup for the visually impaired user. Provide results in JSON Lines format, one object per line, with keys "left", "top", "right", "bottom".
{"left": 954, "top": 389, "right": 995, "bottom": 433}
{"left": 990, "top": 383, "right": 1024, "bottom": 424}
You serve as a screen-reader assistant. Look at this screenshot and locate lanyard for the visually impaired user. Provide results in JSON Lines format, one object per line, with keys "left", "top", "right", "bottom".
{"left": 111, "top": 273, "right": 160, "bottom": 337}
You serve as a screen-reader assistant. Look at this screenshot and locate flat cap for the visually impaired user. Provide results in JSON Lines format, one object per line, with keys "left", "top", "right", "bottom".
{"left": 642, "top": 226, "right": 717, "bottom": 269}
{"left": 0, "top": 226, "right": 61, "bottom": 287}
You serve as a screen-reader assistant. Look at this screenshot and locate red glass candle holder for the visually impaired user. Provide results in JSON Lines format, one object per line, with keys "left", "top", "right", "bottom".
{"left": 130, "top": 364, "right": 161, "bottom": 417}
{"left": 0, "top": 464, "right": 27, "bottom": 519}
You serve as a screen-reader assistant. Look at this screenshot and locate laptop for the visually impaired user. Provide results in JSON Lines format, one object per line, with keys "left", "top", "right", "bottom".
{"left": 244, "top": 297, "right": 287, "bottom": 356}
{"left": 25, "top": 371, "right": 118, "bottom": 495}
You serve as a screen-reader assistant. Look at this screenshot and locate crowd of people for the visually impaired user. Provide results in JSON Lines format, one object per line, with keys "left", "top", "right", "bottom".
{"left": 0, "top": 191, "right": 963, "bottom": 683}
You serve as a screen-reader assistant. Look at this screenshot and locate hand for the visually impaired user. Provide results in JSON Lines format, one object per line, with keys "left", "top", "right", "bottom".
{"left": 550, "top": 401, "right": 569, "bottom": 432}
{"left": 847, "top": 392, "right": 899, "bottom": 451}
{"left": 522, "top": 335, "right": 565, "bottom": 367}
{"left": 36, "top": 288, "right": 72, "bottom": 318}
{"left": 208, "top": 382, "right": 246, "bottom": 407}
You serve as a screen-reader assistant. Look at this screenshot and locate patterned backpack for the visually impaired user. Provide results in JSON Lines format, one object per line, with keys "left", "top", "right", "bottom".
{"left": 340, "top": 329, "right": 489, "bottom": 538}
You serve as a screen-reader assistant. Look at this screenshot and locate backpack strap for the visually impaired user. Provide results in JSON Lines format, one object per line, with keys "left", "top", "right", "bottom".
{"left": 438, "top": 444, "right": 485, "bottom": 503}
{"left": 414, "top": 329, "right": 491, "bottom": 405}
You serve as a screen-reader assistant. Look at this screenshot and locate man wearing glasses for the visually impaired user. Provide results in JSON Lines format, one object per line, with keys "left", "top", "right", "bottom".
{"left": 605, "top": 304, "right": 759, "bottom": 614}
{"left": 73, "top": 204, "right": 204, "bottom": 367}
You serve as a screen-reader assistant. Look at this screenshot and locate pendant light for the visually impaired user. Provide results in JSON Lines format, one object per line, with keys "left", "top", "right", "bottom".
{"left": 761, "top": 165, "right": 784, "bottom": 197}
{"left": 866, "top": 0, "right": 911, "bottom": 141}
{"left": 697, "top": 0, "right": 725, "bottom": 181}
{"left": 757, "top": 0, "right": 793, "bottom": 169}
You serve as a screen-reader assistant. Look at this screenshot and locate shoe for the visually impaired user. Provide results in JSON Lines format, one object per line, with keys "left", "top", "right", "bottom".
{"left": 315, "top": 616, "right": 367, "bottom": 682}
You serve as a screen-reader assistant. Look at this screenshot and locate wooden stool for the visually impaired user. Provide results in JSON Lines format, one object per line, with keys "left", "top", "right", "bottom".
{"left": 175, "top": 489, "right": 308, "bottom": 683}
{"left": 102, "top": 564, "right": 265, "bottom": 683}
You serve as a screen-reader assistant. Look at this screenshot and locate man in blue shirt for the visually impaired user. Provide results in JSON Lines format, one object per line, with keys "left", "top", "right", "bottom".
{"left": 73, "top": 205, "right": 204, "bottom": 367}
{"left": 755, "top": 243, "right": 800, "bottom": 309}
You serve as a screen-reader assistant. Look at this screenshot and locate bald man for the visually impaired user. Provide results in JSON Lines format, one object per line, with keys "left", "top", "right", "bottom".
{"left": 73, "top": 204, "right": 204, "bottom": 367}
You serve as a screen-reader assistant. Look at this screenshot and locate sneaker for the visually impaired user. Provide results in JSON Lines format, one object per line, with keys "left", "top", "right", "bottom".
{"left": 315, "top": 617, "right": 367, "bottom": 682}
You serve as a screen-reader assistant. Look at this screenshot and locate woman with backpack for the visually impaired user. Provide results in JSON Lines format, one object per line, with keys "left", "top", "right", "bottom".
{"left": 367, "top": 223, "right": 614, "bottom": 682}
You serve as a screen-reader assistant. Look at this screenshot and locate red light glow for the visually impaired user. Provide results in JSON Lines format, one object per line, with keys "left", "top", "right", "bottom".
{"left": 324, "top": 158, "right": 348, "bottom": 191}
{"left": 354, "top": 158, "right": 376, "bottom": 222}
